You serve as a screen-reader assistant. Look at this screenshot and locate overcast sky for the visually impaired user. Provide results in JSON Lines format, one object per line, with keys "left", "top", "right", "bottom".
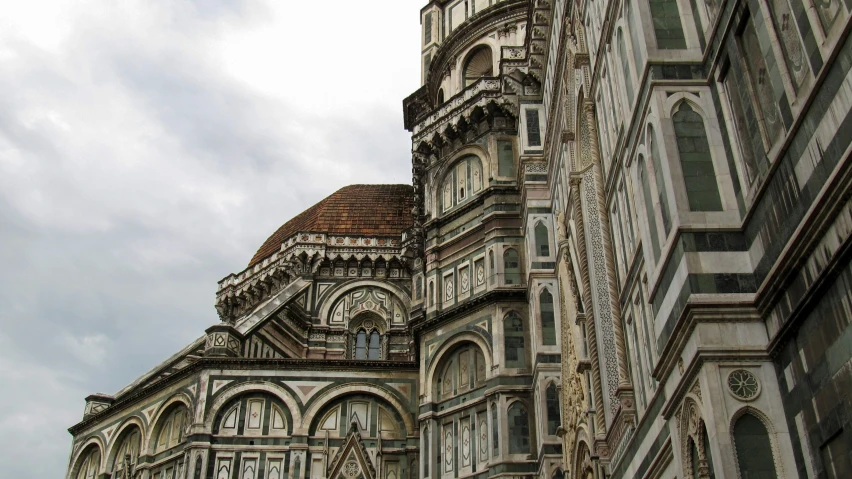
{"left": 0, "top": 1, "right": 419, "bottom": 475}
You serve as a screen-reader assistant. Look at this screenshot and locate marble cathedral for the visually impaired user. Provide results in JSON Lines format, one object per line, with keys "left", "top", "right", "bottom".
{"left": 68, "top": 0, "right": 852, "bottom": 478}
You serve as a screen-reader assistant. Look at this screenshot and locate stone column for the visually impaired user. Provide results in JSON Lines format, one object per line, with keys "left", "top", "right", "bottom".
{"left": 569, "top": 177, "right": 607, "bottom": 442}
{"left": 583, "top": 100, "right": 632, "bottom": 395}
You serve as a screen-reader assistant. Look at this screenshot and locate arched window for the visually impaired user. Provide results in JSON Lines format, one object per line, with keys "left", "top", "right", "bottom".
{"left": 437, "top": 88, "right": 445, "bottom": 105}
{"left": 214, "top": 393, "right": 290, "bottom": 437}
{"left": 75, "top": 446, "right": 101, "bottom": 479}
{"left": 617, "top": 29, "right": 634, "bottom": 102}
{"left": 546, "top": 383, "right": 561, "bottom": 435}
{"left": 648, "top": 126, "right": 671, "bottom": 235}
{"left": 540, "top": 289, "right": 556, "bottom": 346}
{"left": 442, "top": 155, "right": 484, "bottom": 212}
{"left": 463, "top": 46, "right": 493, "bottom": 87}
{"left": 368, "top": 331, "right": 381, "bottom": 359}
{"left": 355, "top": 330, "right": 367, "bottom": 359}
{"left": 155, "top": 406, "right": 187, "bottom": 453}
{"left": 733, "top": 413, "right": 777, "bottom": 478}
{"left": 489, "top": 251, "right": 496, "bottom": 284}
{"left": 507, "top": 402, "right": 531, "bottom": 454}
{"left": 415, "top": 276, "right": 423, "bottom": 300}
{"left": 151, "top": 404, "right": 189, "bottom": 478}
{"left": 503, "top": 248, "right": 521, "bottom": 285}
{"left": 429, "top": 281, "right": 435, "bottom": 306}
{"left": 673, "top": 102, "right": 723, "bottom": 212}
{"left": 504, "top": 311, "right": 526, "bottom": 368}
{"left": 534, "top": 222, "right": 550, "bottom": 257}
{"left": 434, "top": 343, "right": 487, "bottom": 400}
{"left": 637, "top": 155, "right": 661, "bottom": 260}
{"left": 111, "top": 427, "right": 141, "bottom": 476}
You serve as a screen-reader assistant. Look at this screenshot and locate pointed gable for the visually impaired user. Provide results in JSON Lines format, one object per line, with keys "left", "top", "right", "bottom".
{"left": 327, "top": 423, "right": 376, "bottom": 479}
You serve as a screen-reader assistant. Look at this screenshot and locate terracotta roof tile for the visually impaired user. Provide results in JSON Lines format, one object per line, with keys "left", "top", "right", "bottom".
{"left": 248, "top": 184, "right": 414, "bottom": 267}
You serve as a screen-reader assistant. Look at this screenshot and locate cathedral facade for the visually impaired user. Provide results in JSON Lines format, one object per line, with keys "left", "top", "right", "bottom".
{"left": 67, "top": 1, "right": 852, "bottom": 478}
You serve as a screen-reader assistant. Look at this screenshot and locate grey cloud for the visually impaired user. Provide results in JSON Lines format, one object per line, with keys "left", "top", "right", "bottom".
{"left": 0, "top": 0, "right": 414, "bottom": 476}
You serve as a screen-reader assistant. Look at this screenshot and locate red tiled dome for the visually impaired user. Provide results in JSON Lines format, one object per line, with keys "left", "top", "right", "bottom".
{"left": 248, "top": 184, "right": 414, "bottom": 267}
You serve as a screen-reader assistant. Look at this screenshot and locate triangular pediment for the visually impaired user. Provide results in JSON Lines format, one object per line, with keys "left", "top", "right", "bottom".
{"left": 327, "top": 423, "right": 375, "bottom": 479}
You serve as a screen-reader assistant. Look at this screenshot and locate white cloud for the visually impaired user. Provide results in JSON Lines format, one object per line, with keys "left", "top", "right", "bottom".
{"left": 0, "top": 0, "right": 421, "bottom": 475}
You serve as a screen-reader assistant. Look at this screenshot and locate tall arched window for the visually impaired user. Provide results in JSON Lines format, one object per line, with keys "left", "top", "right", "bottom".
{"left": 534, "top": 222, "right": 550, "bottom": 257}
{"left": 673, "top": 102, "right": 723, "bottom": 212}
{"left": 75, "top": 446, "right": 101, "bottom": 479}
{"left": 648, "top": 126, "right": 671, "bottom": 235}
{"left": 416, "top": 276, "right": 423, "bottom": 300}
{"left": 546, "top": 383, "right": 561, "bottom": 435}
{"left": 733, "top": 413, "right": 777, "bottom": 478}
{"left": 429, "top": 281, "right": 435, "bottom": 306}
{"left": 355, "top": 330, "right": 367, "bottom": 359}
{"left": 504, "top": 311, "right": 526, "bottom": 368}
{"left": 489, "top": 251, "right": 496, "bottom": 284}
{"left": 637, "top": 155, "right": 661, "bottom": 260}
{"left": 152, "top": 405, "right": 189, "bottom": 478}
{"left": 368, "top": 331, "right": 381, "bottom": 359}
{"left": 503, "top": 248, "right": 521, "bottom": 285}
{"left": 507, "top": 402, "right": 531, "bottom": 454}
{"left": 540, "top": 289, "right": 556, "bottom": 346}
{"left": 463, "top": 46, "right": 493, "bottom": 87}
{"left": 437, "top": 88, "right": 445, "bottom": 105}
{"left": 617, "top": 29, "right": 634, "bottom": 102}
{"left": 111, "top": 427, "right": 141, "bottom": 477}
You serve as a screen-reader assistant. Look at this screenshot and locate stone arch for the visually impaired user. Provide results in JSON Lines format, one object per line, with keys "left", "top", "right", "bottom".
{"left": 145, "top": 392, "right": 192, "bottom": 454}
{"left": 68, "top": 437, "right": 104, "bottom": 479}
{"left": 204, "top": 381, "right": 302, "bottom": 433}
{"left": 299, "top": 383, "right": 415, "bottom": 435}
{"left": 318, "top": 279, "right": 411, "bottom": 326}
{"left": 105, "top": 415, "right": 145, "bottom": 472}
{"left": 663, "top": 92, "right": 706, "bottom": 119}
{"left": 423, "top": 331, "right": 494, "bottom": 402}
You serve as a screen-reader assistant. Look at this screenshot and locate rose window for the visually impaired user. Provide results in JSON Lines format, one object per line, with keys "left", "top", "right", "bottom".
{"left": 727, "top": 369, "right": 760, "bottom": 400}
